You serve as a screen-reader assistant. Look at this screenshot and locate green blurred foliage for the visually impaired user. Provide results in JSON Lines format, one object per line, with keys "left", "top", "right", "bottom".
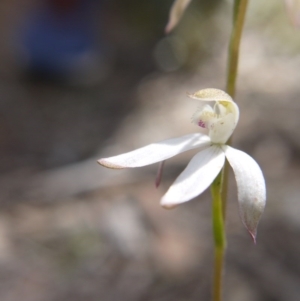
{"left": 114, "top": 0, "right": 222, "bottom": 57}
{"left": 247, "top": 0, "right": 300, "bottom": 54}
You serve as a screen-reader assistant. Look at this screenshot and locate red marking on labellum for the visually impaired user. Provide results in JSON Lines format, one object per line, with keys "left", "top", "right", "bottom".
{"left": 155, "top": 160, "right": 165, "bottom": 188}
{"left": 198, "top": 120, "right": 206, "bottom": 128}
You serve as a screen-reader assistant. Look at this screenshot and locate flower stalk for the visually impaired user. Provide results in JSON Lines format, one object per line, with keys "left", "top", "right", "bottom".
{"left": 211, "top": 1, "right": 249, "bottom": 300}
{"left": 226, "top": 0, "right": 249, "bottom": 98}
{"left": 211, "top": 171, "right": 226, "bottom": 301}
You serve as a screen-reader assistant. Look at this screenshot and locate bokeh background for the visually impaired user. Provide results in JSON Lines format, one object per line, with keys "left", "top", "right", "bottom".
{"left": 0, "top": 0, "right": 300, "bottom": 300}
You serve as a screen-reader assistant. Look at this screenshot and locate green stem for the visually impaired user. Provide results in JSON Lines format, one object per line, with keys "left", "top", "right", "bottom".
{"left": 226, "top": 0, "right": 249, "bottom": 98}
{"left": 211, "top": 171, "right": 226, "bottom": 301}
{"left": 211, "top": 1, "right": 248, "bottom": 301}
{"left": 222, "top": 0, "right": 248, "bottom": 218}
{"left": 222, "top": 0, "right": 249, "bottom": 220}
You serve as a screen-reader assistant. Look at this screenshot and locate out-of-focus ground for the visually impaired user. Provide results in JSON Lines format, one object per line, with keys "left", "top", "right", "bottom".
{"left": 0, "top": 0, "right": 300, "bottom": 300}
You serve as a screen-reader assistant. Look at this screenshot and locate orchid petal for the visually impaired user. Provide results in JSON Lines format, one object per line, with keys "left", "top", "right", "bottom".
{"left": 161, "top": 145, "right": 225, "bottom": 208}
{"left": 165, "top": 0, "right": 192, "bottom": 33}
{"left": 223, "top": 145, "right": 266, "bottom": 243}
{"left": 98, "top": 133, "right": 211, "bottom": 169}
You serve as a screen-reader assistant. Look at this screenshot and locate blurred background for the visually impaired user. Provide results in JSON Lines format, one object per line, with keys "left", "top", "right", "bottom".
{"left": 0, "top": 0, "right": 300, "bottom": 300}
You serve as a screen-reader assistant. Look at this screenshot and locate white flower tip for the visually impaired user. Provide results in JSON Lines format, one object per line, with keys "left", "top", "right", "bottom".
{"left": 161, "top": 196, "right": 178, "bottom": 209}
{"left": 248, "top": 229, "right": 257, "bottom": 245}
{"left": 161, "top": 202, "right": 178, "bottom": 210}
{"left": 97, "top": 159, "right": 125, "bottom": 169}
{"left": 241, "top": 204, "right": 264, "bottom": 244}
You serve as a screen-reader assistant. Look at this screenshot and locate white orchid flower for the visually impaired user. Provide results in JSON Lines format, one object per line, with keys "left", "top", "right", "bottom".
{"left": 98, "top": 89, "right": 266, "bottom": 241}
